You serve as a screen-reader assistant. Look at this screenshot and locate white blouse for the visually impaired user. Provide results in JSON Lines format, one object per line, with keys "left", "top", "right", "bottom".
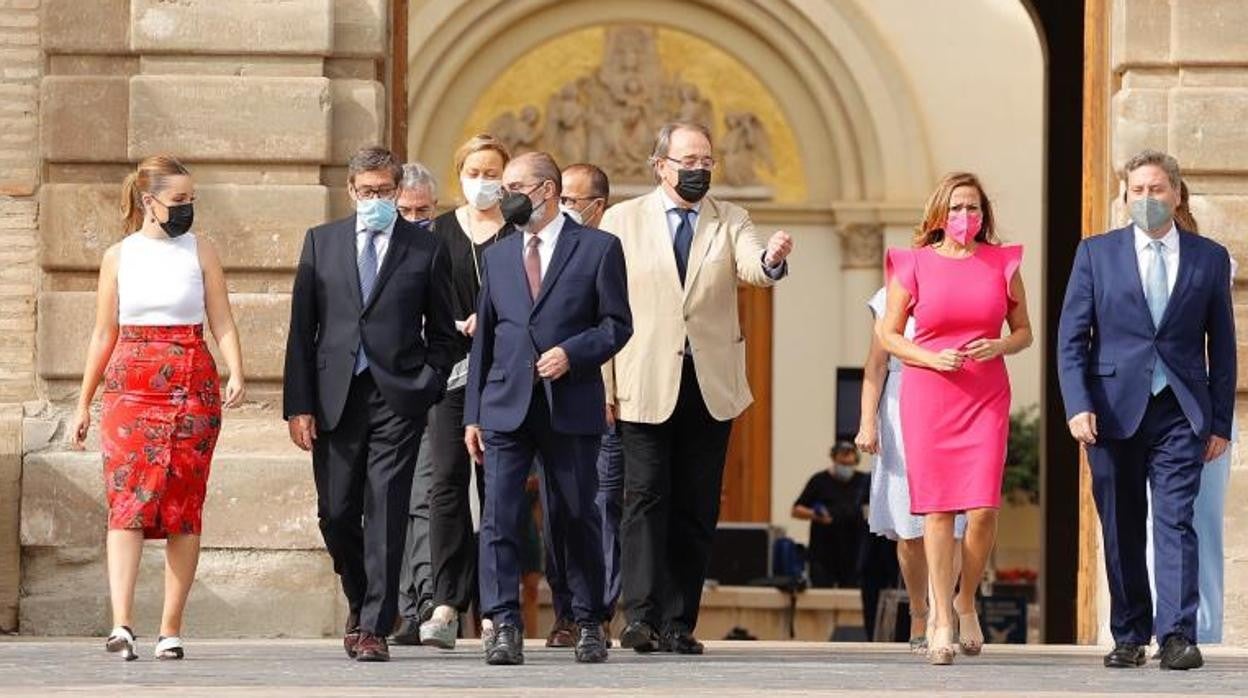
{"left": 116, "top": 232, "right": 206, "bottom": 325}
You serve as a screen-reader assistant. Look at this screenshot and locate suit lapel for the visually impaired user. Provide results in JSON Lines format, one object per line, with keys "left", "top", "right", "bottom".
{"left": 339, "top": 216, "right": 364, "bottom": 311}
{"left": 362, "top": 219, "right": 412, "bottom": 315}
{"left": 683, "top": 197, "right": 721, "bottom": 300}
{"left": 507, "top": 231, "right": 533, "bottom": 311}
{"left": 533, "top": 218, "right": 580, "bottom": 312}
{"left": 1118, "top": 226, "right": 1156, "bottom": 332}
{"left": 643, "top": 190, "right": 684, "bottom": 297}
{"left": 1158, "top": 229, "right": 1196, "bottom": 330}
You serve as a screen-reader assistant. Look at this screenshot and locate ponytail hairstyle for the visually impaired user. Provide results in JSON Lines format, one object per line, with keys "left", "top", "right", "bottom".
{"left": 1174, "top": 180, "right": 1200, "bottom": 233}
{"left": 120, "top": 155, "right": 190, "bottom": 232}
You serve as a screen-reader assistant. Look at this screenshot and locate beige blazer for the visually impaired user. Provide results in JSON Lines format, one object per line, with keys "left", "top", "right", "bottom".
{"left": 600, "top": 189, "right": 782, "bottom": 424}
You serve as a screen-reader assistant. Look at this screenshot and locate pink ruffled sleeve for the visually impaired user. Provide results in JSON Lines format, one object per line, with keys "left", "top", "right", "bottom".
{"left": 884, "top": 247, "right": 918, "bottom": 308}
{"left": 1000, "top": 244, "right": 1024, "bottom": 307}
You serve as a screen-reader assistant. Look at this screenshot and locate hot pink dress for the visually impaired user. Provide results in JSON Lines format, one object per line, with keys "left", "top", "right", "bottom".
{"left": 885, "top": 243, "right": 1022, "bottom": 513}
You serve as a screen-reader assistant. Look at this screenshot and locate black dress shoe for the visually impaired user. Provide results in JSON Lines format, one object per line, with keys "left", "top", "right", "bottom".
{"left": 1158, "top": 636, "right": 1203, "bottom": 671}
{"left": 575, "top": 622, "right": 609, "bottom": 663}
{"left": 619, "top": 620, "right": 660, "bottom": 653}
{"left": 1103, "top": 643, "right": 1147, "bottom": 668}
{"left": 486, "top": 623, "right": 524, "bottom": 666}
{"left": 391, "top": 616, "right": 422, "bottom": 646}
{"left": 660, "top": 629, "right": 704, "bottom": 655}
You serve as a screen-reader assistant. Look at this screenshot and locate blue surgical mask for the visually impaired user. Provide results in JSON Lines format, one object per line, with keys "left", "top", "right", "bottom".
{"left": 356, "top": 197, "right": 397, "bottom": 231}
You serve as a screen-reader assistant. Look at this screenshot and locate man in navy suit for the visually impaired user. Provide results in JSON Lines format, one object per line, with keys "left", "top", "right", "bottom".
{"left": 464, "top": 151, "right": 632, "bottom": 665}
{"left": 1058, "top": 149, "right": 1235, "bottom": 671}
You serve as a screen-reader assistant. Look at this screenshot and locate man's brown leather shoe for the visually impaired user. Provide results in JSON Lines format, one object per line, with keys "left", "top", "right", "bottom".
{"left": 344, "top": 612, "right": 361, "bottom": 659}
{"left": 546, "top": 617, "right": 577, "bottom": 648}
{"left": 355, "top": 632, "right": 391, "bottom": 662}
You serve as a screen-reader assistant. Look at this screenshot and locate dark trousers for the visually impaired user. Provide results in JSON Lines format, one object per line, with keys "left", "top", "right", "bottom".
{"left": 427, "top": 387, "right": 478, "bottom": 612}
{"left": 1087, "top": 388, "right": 1204, "bottom": 645}
{"left": 546, "top": 424, "right": 625, "bottom": 621}
{"left": 480, "top": 386, "right": 605, "bottom": 629}
{"left": 619, "top": 358, "right": 733, "bottom": 633}
{"left": 397, "top": 426, "right": 434, "bottom": 621}
{"left": 312, "top": 371, "right": 424, "bottom": 635}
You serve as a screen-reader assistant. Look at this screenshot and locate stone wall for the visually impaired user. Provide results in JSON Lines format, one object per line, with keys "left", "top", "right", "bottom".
{"left": 15, "top": 0, "right": 390, "bottom": 636}
{"left": 1110, "top": 0, "right": 1248, "bottom": 645}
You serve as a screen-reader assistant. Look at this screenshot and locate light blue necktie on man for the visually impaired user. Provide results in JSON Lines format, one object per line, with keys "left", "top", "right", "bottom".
{"left": 1146, "top": 239, "right": 1170, "bottom": 395}
{"left": 354, "top": 229, "right": 381, "bottom": 375}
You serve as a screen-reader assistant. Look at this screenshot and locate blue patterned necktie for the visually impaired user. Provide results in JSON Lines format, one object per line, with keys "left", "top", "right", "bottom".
{"left": 1146, "top": 239, "right": 1170, "bottom": 395}
{"left": 354, "top": 229, "right": 381, "bottom": 375}
{"left": 672, "top": 207, "right": 694, "bottom": 285}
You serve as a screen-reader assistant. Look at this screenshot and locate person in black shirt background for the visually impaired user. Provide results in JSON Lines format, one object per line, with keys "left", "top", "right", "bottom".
{"left": 791, "top": 442, "right": 870, "bottom": 589}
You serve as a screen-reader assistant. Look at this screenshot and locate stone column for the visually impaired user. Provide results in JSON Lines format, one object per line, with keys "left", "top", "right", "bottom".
{"left": 0, "top": 0, "right": 42, "bottom": 634}
{"left": 1110, "top": 0, "right": 1248, "bottom": 645}
{"left": 19, "top": 0, "right": 390, "bottom": 635}
{"left": 838, "top": 223, "right": 884, "bottom": 363}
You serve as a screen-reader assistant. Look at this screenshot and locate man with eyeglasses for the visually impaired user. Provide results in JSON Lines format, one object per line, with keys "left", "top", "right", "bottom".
{"left": 283, "top": 145, "right": 456, "bottom": 662}
{"left": 600, "top": 121, "right": 793, "bottom": 655}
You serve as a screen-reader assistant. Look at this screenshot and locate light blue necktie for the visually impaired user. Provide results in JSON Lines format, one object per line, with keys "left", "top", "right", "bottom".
{"left": 354, "top": 229, "right": 381, "bottom": 375}
{"left": 1146, "top": 239, "right": 1170, "bottom": 395}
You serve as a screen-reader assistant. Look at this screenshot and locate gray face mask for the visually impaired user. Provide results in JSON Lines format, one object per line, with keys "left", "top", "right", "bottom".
{"left": 1129, "top": 196, "right": 1172, "bottom": 232}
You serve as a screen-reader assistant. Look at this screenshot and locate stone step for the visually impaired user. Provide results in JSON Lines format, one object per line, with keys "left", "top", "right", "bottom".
{"left": 20, "top": 545, "right": 344, "bottom": 637}
{"left": 21, "top": 449, "right": 319, "bottom": 550}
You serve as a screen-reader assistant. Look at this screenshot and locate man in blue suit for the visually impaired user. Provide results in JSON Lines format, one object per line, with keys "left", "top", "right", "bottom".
{"left": 464, "top": 151, "right": 632, "bottom": 666}
{"left": 1058, "top": 149, "right": 1235, "bottom": 671}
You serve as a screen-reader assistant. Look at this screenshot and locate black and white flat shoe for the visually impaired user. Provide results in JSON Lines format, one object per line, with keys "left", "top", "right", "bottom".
{"left": 105, "top": 626, "right": 138, "bottom": 661}
{"left": 154, "top": 635, "right": 184, "bottom": 660}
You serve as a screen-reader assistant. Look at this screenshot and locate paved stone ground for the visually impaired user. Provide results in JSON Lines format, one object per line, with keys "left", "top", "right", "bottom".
{"left": 0, "top": 639, "right": 1245, "bottom": 697}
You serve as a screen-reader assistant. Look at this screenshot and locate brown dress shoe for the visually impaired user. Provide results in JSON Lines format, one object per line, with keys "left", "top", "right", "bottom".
{"left": 355, "top": 632, "right": 391, "bottom": 662}
{"left": 344, "top": 612, "right": 361, "bottom": 659}
{"left": 546, "top": 617, "right": 577, "bottom": 648}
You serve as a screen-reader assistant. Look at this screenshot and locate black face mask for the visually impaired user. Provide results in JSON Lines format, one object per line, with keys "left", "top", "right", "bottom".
{"left": 674, "top": 167, "right": 712, "bottom": 203}
{"left": 501, "top": 191, "right": 534, "bottom": 227}
{"left": 157, "top": 202, "right": 194, "bottom": 238}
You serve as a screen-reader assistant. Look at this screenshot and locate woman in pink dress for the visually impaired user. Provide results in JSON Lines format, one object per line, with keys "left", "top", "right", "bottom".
{"left": 878, "top": 172, "right": 1033, "bottom": 665}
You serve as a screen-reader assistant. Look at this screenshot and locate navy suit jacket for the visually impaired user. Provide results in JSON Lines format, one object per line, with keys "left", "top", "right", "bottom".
{"left": 464, "top": 216, "right": 633, "bottom": 436}
{"left": 1057, "top": 225, "right": 1236, "bottom": 441}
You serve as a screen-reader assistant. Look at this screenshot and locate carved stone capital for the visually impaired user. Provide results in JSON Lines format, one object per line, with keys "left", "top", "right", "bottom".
{"left": 839, "top": 222, "right": 884, "bottom": 269}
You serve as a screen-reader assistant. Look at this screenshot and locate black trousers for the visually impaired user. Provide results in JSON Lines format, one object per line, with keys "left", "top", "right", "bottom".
{"left": 427, "top": 387, "right": 479, "bottom": 612}
{"left": 479, "top": 386, "right": 605, "bottom": 629}
{"left": 619, "top": 357, "right": 732, "bottom": 633}
{"left": 312, "top": 371, "right": 424, "bottom": 635}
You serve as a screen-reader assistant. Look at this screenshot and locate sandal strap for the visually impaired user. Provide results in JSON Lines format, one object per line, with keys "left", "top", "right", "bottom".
{"left": 109, "top": 626, "right": 135, "bottom": 642}
{"left": 155, "top": 636, "right": 183, "bottom": 653}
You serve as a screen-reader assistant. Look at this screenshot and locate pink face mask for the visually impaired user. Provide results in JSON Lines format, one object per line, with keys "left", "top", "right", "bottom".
{"left": 945, "top": 211, "right": 982, "bottom": 245}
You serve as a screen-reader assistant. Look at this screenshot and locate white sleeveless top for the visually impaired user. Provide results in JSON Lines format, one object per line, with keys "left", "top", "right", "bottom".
{"left": 117, "top": 232, "right": 206, "bottom": 325}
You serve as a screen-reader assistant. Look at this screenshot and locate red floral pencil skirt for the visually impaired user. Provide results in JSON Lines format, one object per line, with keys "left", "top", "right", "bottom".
{"left": 100, "top": 325, "right": 222, "bottom": 539}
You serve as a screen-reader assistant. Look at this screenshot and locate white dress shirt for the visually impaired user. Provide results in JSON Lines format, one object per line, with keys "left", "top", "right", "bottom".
{"left": 658, "top": 187, "right": 702, "bottom": 243}
{"left": 1134, "top": 222, "right": 1179, "bottom": 295}
{"left": 524, "top": 210, "right": 566, "bottom": 278}
{"left": 356, "top": 214, "right": 396, "bottom": 267}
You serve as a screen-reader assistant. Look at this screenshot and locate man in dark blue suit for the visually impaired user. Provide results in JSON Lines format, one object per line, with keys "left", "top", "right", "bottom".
{"left": 1058, "top": 149, "right": 1235, "bottom": 671}
{"left": 464, "top": 151, "right": 632, "bottom": 665}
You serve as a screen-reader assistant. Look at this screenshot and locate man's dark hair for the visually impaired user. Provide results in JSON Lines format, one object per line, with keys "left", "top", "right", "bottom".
{"left": 348, "top": 145, "right": 403, "bottom": 186}
{"left": 564, "top": 162, "right": 610, "bottom": 199}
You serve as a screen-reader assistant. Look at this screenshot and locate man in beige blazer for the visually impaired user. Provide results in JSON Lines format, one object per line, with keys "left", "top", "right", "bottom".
{"left": 602, "top": 121, "right": 793, "bottom": 654}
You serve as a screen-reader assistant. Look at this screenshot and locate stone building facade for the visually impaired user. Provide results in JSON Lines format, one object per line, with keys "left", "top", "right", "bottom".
{"left": 0, "top": 0, "right": 1241, "bottom": 645}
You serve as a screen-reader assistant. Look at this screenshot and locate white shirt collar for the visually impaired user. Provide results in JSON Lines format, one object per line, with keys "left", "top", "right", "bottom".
{"left": 524, "top": 209, "right": 566, "bottom": 247}
{"left": 657, "top": 186, "right": 702, "bottom": 216}
{"left": 1133, "top": 221, "right": 1178, "bottom": 252}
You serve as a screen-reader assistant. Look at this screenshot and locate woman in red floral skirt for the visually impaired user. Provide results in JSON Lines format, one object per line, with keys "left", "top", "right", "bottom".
{"left": 70, "top": 155, "right": 245, "bottom": 660}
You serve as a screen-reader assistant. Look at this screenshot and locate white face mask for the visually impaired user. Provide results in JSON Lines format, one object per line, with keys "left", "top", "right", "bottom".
{"left": 559, "top": 203, "right": 584, "bottom": 226}
{"left": 461, "top": 176, "right": 502, "bottom": 210}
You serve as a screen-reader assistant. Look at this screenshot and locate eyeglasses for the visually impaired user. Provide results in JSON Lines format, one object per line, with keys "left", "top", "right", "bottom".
{"left": 505, "top": 180, "right": 548, "bottom": 194}
{"left": 664, "top": 155, "right": 716, "bottom": 170}
{"left": 559, "top": 195, "right": 602, "bottom": 207}
{"left": 353, "top": 185, "right": 397, "bottom": 200}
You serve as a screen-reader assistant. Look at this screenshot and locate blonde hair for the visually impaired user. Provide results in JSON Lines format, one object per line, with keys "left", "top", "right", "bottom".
{"left": 913, "top": 172, "right": 1000, "bottom": 247}
{"left": 120, "top": 155, "right": 190, "bottom": 232}
{"left": 452, "top": 134, "right": 510, "bottom": 176}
